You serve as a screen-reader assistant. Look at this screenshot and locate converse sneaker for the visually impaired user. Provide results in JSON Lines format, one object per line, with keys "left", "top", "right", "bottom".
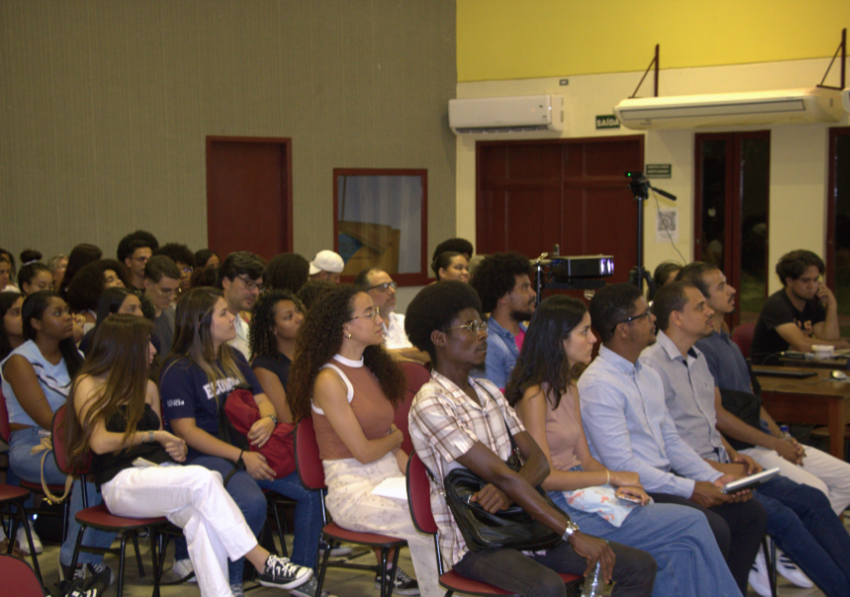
{"left": 15, "top": 520, "right": 43, "bottom": 555}
{"left": 374, "top": 566, "right": 419, "bottom": 596}
{"left": 748, "top": 550, "right": 771, "bottom": 597}
{"left": 60, "top": 561, "right": 115, "bottom": 587}
{"left": 230, "top": 583, "right": 246, "bottom": 597}
{"left": 171, "top": 557, "right": 197, "bottom": 583}
{"left": 288, "top": 575, "right": 338, "bottom": 597}
{"left": 776, "top": 550, "right": 813, "bottom": 588}
{"left": 256, "top": 554, "right": 313, "bottom": 590}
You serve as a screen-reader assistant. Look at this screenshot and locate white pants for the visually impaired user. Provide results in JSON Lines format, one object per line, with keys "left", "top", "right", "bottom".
{"left": 323, "top": 453, "right": 441, "bottom": 597}
{"left": 101, "top": 464, "right": 258, "bottom": 597}
{"left": 741, "top": 445, "right": 850, "bottom": 515}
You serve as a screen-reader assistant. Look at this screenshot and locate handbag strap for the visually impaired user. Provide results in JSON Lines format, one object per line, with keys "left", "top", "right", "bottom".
{"left": 473, "top": 380, "right": 522, "bottom": 465}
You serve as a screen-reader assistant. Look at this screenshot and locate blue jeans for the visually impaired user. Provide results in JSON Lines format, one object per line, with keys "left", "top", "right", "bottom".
{"left": 755, "top": 476, "right": 850, "bottom": 597}
{"left": 9, "top": 427, "right": 115, "bottom": 566}
{"left": 257, "top": 470, "right": 323, "bottom": 570}
{"left": 549, "top": 490, "right": 741, "bottom": 597}
{"left": 176, "top": 456, "right": 266, "bottom": 586}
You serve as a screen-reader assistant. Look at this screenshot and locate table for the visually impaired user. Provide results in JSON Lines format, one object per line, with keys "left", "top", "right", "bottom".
{"left": 777, "top": 356, "right": 849, "bottom": 370}
{"left": 756, "top": 367, "right": 850, "bottom": 459}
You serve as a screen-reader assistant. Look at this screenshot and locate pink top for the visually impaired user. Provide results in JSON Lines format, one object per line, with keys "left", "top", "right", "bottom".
{"left": 514, "top": 328, "right": 526, "bottom": 352}
{"left": 544, "top": 387, "right": 582, "bottom": 472}
{"left": 313, "top": 355, "right": 395, "bottom": 461}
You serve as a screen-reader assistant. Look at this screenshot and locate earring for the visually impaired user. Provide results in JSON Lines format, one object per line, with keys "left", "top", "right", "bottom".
{"left": 346, "top": 332, "right": 352, "bottom": 340}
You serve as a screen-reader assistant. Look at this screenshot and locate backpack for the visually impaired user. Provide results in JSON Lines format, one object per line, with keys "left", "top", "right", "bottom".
{"left": 218, "top": 385, "right": 296, "bottom": 479}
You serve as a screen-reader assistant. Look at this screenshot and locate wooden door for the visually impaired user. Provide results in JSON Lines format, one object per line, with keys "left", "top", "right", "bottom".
{"left": 477, "top": 137, "right": 644, "bottom": 285}
{"left": 206, "top": 137, "right": 293, "bottom": 261}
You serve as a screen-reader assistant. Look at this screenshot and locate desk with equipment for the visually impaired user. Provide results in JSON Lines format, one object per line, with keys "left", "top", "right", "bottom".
{"left": 754, "top": 366, "right": 850, "bottom": 459}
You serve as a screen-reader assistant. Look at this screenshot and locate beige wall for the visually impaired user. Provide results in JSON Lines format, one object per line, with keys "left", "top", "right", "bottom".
{"left": 0, "top": 1, "right": 457, "bottom": 279}
{"left": 456, "top": 57, "right": 850, "bottom": 295}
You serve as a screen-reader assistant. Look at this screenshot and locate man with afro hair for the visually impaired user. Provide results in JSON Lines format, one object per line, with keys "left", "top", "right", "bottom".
{"left": 469, "top": 251, "right": 536, "bottom": 390}
{"left": 404, "top": 281, "right": 656, "bottom": 597}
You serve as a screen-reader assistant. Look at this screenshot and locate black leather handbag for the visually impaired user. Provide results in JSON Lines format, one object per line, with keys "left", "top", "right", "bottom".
{"left": 442, "top": 402, "right": 566, "bottom": 553}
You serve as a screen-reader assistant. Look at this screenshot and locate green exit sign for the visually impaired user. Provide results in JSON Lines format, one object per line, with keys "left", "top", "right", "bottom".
{"left": 646, "top": 164, "right": 672, "bottom": 178}
{"left": 595, "top": 115, "right": 620, "bottom": 129}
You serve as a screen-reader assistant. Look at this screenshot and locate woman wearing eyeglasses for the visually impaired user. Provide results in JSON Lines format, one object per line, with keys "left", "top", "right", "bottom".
{"left": 288, "top": 285, "right": 440, "bottom": 597}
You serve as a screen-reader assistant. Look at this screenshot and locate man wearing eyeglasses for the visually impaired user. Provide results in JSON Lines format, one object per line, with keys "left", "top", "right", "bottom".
{"left": 144, "top": 255, "right": 181, "bottom": 357}
{"left": 578, "top": 283, "right": 767, "bottom": 596}
{"left": 218, "top": 251, "right": 267, "bottom": 360}
{"left": 356, "top": 267, "right": 429, "bottom": 364}
{"left": 117, "top": 229, "right": 160, "bottom": 291}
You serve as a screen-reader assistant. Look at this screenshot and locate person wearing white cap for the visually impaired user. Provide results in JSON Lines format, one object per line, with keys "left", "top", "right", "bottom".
{"left": 308, "top": 250, "right": 344, "bottom": 284}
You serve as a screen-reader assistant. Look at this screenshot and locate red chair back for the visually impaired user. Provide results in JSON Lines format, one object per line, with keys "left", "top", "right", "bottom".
{"left": 52, "top": 404, "right": 90, "bottom": 476}
{"left": 395, "top": 363, "right": 431, "bottom": 454}
{"left": 406, "top": 452, "right": 438, "bottom": 535}
{"left": 294, "top": 416, "right": 326, "bottom": 491}
{"left": 731, "top": 323, "right": 756, "bottom": 360}
{"left": 0, "top": 554, "right": 47, "bottom": 596}
{"left": 0, "top": 388, "right": 11, "bottom": 443}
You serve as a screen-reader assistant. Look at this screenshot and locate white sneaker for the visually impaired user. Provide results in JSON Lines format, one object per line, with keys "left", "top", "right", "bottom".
{"left": 748, "top": 550, "right": 772, "bottom": 597}
{"left": 171, "top": 557, "right": 197, "bottom": 583}
{"left": 15, "top": 521, "right": 43, "bottom": 555}
{"left": 776, "top": 550, "right": 813, "bottom": 588}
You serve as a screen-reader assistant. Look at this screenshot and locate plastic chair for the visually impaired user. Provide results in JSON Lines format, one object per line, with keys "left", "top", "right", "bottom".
{"left": 295, "top": 416, "right": 407, "bottom": 597}
{"left": 0, "top": 553, "right": 47, "bottom": 597}
{"left": 731, "top": 323, "right": 756, "bottom": 360}
{"left": 52, "top": 405, "right": 168, "bottom": 597}
{"left": 394, "top": 362, "right": 431, "bottom": 454}
{"left": 0, "top": 484, "right": 43, "bottom": 587}
{"left": 406, "top": 452, "right": 582, "bottom": 597}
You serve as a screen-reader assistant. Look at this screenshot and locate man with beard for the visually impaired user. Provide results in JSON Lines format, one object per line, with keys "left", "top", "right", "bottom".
{"left": 579, "top": 283, "right": 766, "bottom": 596}
{"left": 680, "top": 261, "right": 850, "bottom": 517}
{"left": 750, "top": 250, "right": 849, "bottom": 364}
{"left": 217, "top": 251, "right": 267, "bottom": 360}
{"left": 469, "top": 251, "right": 536, "bottom": 390}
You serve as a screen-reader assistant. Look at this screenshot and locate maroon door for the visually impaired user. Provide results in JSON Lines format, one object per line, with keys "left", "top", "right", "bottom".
{"left": 206, "top": 137, "right": 293, "bottom": 261}
{"left": 476, "top": 137, "right": 644, "bottom": 284}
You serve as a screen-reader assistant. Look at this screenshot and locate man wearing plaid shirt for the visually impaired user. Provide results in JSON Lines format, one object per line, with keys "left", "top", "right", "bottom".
{"left": 404, "top": 281, "right": 656, "bottom": 597}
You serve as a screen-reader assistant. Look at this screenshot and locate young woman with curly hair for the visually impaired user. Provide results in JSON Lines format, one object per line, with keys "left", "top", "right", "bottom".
{"left": 287, "top": 285, "right": 439, "bottom": 597}
{"left": 431, "top": 251, "right": 469, "bottom": 283}
{"left": 66, "top": 314, "right": 311, "bottom": 597}
{"left": 159, "top": 287, "right": 316, "bottom": 597}
{"left": 506, "top": 296, "right": 740, "bottom": 597}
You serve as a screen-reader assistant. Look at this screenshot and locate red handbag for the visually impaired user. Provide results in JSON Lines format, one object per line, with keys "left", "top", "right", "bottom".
{"left": 223, "top": 388, "right": 296, "bottom": 479}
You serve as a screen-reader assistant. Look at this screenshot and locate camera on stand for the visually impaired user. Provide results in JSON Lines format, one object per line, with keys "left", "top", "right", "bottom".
{"left": 532, "top": 249, "right": 615, "bottom": 306}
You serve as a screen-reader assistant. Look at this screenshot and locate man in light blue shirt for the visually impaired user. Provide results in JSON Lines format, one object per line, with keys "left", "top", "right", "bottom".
{"left": 469, "top": 252, "right": 536, "bottom": 389}
{"left": 578, "top": 283, "right": 766, "bottom": 595}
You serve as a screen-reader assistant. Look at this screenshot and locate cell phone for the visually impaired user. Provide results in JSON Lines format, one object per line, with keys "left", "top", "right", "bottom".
{"left": 617, "top": 494, "right": 643, "bottom": 504}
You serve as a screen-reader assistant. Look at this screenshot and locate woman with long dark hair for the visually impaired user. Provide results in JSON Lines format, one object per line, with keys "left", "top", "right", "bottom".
{"left": 506, "top": 296, "right": 740, "bottom": 597}
{"left": 78, "top": 287, "right": 144, "bottom": 355}
{"left": 0, "top": 291, "right": 115, "bottom": 575}
{"left": 287, "top": 285, "right": 439, "bottom": 597}
{"left": 66, "top": 314, "right": 311, "bottom": 597}
{"left": 160, "top": 287, "right": 316, "bottom": 597}
{"left": 0, "top": 291, "right": 24, "bottom": 360}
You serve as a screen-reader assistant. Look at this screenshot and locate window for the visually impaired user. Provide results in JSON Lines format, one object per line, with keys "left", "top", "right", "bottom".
{"left": 333, "top": 169, "right": 428, "bottom": 286}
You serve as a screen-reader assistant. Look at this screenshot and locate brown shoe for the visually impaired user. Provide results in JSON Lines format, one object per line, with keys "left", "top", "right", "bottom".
{"left": 0, "top": 538, "right": 25, "bottom": 559}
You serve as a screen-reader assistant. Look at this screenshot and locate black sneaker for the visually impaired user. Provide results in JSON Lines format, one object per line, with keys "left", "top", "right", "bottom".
{"left": 374, "top": 566, "right": 419, "bottom": 596}
{"left": 256, "top": 554, "right": 313, "bottom": 590}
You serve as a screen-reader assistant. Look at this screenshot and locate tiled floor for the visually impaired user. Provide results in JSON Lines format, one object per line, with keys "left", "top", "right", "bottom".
{"left": 10, "top": 524, "right": 843, "bottom": 597}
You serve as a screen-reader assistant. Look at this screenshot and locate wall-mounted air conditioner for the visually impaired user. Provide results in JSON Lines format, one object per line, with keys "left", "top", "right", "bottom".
{"left": 449, "top": 95, "right": 564, "bottom": 134}
{"left": 614, "top": 88, "right": 843, "bottom": 130}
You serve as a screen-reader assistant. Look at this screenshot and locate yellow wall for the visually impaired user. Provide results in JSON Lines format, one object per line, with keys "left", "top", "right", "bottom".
{"left": 458, "top": 0, "right": 848, "bottom": 81}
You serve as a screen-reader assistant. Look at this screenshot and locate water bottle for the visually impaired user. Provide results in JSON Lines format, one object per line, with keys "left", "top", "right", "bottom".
{"left": 780, "top": 424, "right": 792, "bottom": 442}
{"left": 581, "top": 562, "right": 602, "bottom": 597}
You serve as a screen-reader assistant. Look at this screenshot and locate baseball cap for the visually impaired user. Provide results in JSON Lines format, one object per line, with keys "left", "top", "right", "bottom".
{"left": 309, "top": 250, "right": 344, "bottom": 275}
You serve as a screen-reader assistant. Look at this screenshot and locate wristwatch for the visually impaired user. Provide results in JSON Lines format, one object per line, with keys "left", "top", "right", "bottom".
{"left": 266, "top": 414, "right": 278, "bottom": 424}
{"left": 561, "top": 520, "right": 579, "bottom": 542}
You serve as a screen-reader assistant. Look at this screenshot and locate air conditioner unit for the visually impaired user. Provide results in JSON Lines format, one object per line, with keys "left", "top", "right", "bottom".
{"left": 614, "top": 88, "right": 843, "bottom": 130}
{"left": 449, "top": 95, "right": 564, "bottom": 134}
{"left": 842, "top": 88, "right": 850, "bottom": 113}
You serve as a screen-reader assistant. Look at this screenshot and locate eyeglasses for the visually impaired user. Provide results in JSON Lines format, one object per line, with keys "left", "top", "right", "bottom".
{"left": 444, "top": 320, "right": 489, "bottom": 334}
{"left": 181, "top": 266, "right": 193, "bottom": 275}
{"left": 351, "top": 306, "right": 381, "bottom": 321}
{"left": 237, "top": 275, "right": 264, "bottom": 292}
{"left": 367, "top": 281, "right": 397, "bottom": 293}
{"left": 610, "top": 309, "right": 651, "bottom": 334}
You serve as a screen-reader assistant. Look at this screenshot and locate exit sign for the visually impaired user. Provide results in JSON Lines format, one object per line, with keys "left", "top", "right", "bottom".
{"left": 595, "top": 115, "right": 620, "bottom": 129}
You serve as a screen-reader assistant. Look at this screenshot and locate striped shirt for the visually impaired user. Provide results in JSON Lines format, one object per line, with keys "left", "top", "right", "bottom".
{"left": 408, "top": 370, "right": 524, "bottom": 568}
